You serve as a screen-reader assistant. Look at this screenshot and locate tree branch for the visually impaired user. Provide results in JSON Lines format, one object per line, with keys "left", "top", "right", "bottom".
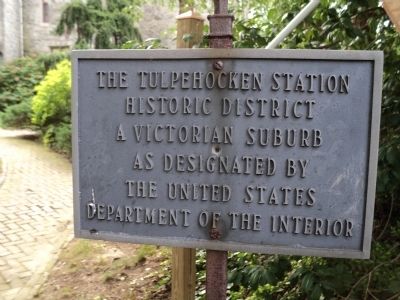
{"left": 377, "top": 192, "right": 395, "bottom": 240}
{"left": 387, "top": 292, "right": 400, "bottom": 300}
{"left": 345, "top": 245, "right": 400, "bottom": 300}
{"left": 367, "top": 290, "right": 379, "bottom": 300}
{"left": 363, "top": 273, "right": 371, "bottom": 300}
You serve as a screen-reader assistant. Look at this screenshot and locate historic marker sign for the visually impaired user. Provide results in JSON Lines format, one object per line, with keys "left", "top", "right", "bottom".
{"left": 73, "top": 49, "right": 382, "bottom": 259}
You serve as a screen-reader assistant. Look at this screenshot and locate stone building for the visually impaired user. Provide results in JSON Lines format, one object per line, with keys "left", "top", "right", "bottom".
{"left": 0, "top": 0, "right": 177, "bottom": 63}
{"left": 0, "top": 0, "right": 75, "bottom": 63}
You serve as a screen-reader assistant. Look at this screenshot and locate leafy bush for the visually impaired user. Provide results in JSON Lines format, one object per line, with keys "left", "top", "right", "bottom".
{"left": 36, "top": 51, "right": 70, "bottom": 73}
{"left": 56, "top": 0, "right": 142, "bottom": 49}
{"left": 31, "top": 59, "right": 71, "bottom": 127}
{"left": 0, "top": 52, "right": 69, "bottom": 127}
{"left": 42, "top": 123, "right": 72, "bottom": 156}
{"left": 219, "top": 0, "right": 400, "bottom": 299}
{"left": 0, "top": 57, "right": 42, "bottom": 113}
{"left": 0, "top": 99, "right": 32, "bottom": 128}
{"left": 32, "top": 59, "right": 72, "bottom": 156}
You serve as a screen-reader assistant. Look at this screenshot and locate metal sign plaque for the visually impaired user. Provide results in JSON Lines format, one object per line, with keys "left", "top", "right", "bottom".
{"left": 73, "top": 49, "right": 382, "bottom": 259}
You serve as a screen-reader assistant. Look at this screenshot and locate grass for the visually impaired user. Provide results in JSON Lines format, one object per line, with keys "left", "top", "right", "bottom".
{"left": 59, "top": 287, "right": 75, "bottom": 298}
{"left": 101, "top": 245, "right": 157, "bottom": 283}
{"left": 59, "top": 239, "right": 103, "bottom": 272}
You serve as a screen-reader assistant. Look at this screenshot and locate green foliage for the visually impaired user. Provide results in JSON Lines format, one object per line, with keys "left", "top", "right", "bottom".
{"left": 122, "top": 37, "right": 164, "bottom": 49}
{"left": 32, "top": 60, "right": 71, "bottom": 127}
{"left": 266, "top": 257, "right": 353, "bottom": 299}
{"left": 42, "top": 123, "right": 72, "bottom": 156}
{"left": 195, "top": 250, "right": 206, "bottom": 299}
{"left": 226, "top": 0, "right": 400, "bottom": 299}
{"left": 233, "top": 0, "right": 400, "bottom": 225}
{"left": 56, "top": 0, "right": 142, "bottom": 49}
{"left": 0, "top": 99, "right": 32, "bottom": 128}
{"left": 233, "top": 0, "right": 400, "bottom": 210}
{"left": 32, "top": 60, "right": 72, "bottom": 156}
{"left": 0, "top": 57, "right": 43, "bottom": 113}
{"left": 228, "top": 253, "right": 291, "bottom": 289}
{"left": 0, "top": 52, "right": 68, "bottom": 128}
{"left": 35, "top": 51, "right": 70, "bottom": 72}
{"left": 225, "top": 241, "right": 400, "bottom": 299}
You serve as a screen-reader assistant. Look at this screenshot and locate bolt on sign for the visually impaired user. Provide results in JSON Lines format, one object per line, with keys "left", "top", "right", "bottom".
{"left": 72, "top": 49, "right": 382, "bottom": 259}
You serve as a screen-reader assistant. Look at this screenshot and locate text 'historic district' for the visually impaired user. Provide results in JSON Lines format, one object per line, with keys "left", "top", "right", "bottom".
{"left": 73, "top": 49, "right": 382, "bottom": 259}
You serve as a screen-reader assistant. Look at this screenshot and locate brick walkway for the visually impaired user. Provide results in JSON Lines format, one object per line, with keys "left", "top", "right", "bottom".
{"left": 0, "top": 129, "right": 73, "bottom": 300}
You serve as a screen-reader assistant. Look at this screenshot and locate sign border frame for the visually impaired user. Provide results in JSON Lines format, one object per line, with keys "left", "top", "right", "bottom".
{"left": 72, "top": 49, "right": 383, "bottom": 259}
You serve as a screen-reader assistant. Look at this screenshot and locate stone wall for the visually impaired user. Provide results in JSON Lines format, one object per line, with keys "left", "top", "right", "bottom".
{"left": 138, "top": 3, "right": 177, "bottom": 49}
{"left": 0, "top": 0, "right": 178, "bottom": 63}
{"left": 0, "top": 0, "right": 3, "bottom": 62}
{"left": 1, "top": 0, "right": 24, "bottom": 62}
{"left": 22, "top": 0, "right": 75, "bottom": 55}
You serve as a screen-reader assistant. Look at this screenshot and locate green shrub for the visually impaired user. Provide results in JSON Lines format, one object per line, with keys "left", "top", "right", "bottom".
{"left": 32, "top": 59, "right": 71, "bottom": 127}
{"left": 0, "top": 57, "right": 42, "bottom": 112}
{"left": 0, "top": 52, "right": 69, "bottom": 128}
{"left": 225, "top": 0, "right": 400, "bottom": 299}
{"left": 35, "top": 51, "right": 70, "bottom": 72}
{"left": 43, "top": 123, "right": 72, "bottom": 156}
{"left": 32, "top": 59, "right": 72, "bottom": 156}
{"left": 0, "top": 99, "right": 32, "bottom": 128}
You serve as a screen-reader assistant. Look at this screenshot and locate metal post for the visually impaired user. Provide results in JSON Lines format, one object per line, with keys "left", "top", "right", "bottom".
{"left": 206, "top": 1, "right": 233, "bottom": 299}
{"left": 208, "top": 0, "right": 234, "bottom": 49}
{"left": 206, "top": 250, "right": 228, "bottom": 299}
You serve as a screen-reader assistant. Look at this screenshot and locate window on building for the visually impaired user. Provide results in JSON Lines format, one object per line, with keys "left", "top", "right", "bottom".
{"left": 43, "top": 1, "right": 49, "bottom": 23}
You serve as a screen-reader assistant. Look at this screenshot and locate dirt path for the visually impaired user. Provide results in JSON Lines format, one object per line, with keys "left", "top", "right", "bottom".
{"left": 36, "top": 240, "right": 171, "bottom": 300}
{"left": 0, "top": 129, "right": 73, "bottom": 300}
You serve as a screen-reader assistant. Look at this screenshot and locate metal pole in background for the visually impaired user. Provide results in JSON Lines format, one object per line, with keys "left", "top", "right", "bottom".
{"left": 206, "top": 1, "right": 233, "bottom": 299}
{"left": 265, "top": 0, "right": 320, "bottom": 49}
